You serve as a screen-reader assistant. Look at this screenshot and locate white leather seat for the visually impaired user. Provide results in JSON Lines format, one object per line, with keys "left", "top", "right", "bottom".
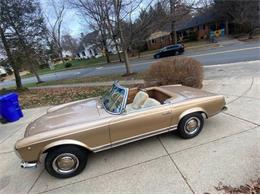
{"left": 142, "top": 98, "right": 161, "bottom": 108}
{"left": 126, "top": 91, "right": 149, "bottom": 112}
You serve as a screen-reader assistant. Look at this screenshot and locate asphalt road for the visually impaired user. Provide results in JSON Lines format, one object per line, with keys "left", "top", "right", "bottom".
{"left": 1, "top": 40, "right": 260, "bottom": 88}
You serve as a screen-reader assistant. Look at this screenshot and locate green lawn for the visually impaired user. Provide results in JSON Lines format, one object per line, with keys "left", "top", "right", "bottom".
{"left": 21, "top": 39, "right": 214, "bottom": 79}
{"left": 22, "top": 54, "right": 120, "bottom": 78}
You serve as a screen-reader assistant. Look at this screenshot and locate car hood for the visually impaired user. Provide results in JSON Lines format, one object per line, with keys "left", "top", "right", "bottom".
{"left": 25, "top": 98, "right": 109, "bottom": 136}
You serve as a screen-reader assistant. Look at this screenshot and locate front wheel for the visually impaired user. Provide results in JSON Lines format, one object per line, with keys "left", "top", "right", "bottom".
{"left": 45, "top": 145, "right": 88, "bottom": 178}
{"left": 177, "top": 113, "right": 204, "bottom": 139}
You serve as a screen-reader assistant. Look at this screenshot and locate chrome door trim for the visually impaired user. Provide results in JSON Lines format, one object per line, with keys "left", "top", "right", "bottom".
{"left": 92, "top": 125, "right": 177, "bottom": 152}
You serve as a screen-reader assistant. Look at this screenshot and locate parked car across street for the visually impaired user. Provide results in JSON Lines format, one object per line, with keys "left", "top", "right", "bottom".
{"left": 154, "top": 44, "right": 185, "bottom": 59}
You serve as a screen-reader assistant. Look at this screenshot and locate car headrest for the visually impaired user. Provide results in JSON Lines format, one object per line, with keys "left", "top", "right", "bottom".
{"left": 131, "top": 91, "right": 149, "bottom": 109}
{"left": 142, "top": 98, "right": 161, "bottom": 108}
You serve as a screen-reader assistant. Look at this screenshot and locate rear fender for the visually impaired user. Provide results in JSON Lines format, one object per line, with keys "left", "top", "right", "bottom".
{"left": 179, "top": 107, "right": 208, "bottom": 122}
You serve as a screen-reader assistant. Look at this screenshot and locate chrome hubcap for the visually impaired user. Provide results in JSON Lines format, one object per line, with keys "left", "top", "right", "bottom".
{"left": 184, "top": 117, "right": 200, "bottom": 135}
{"left": 52, "top": 153, "right": 79, "bottom": 174}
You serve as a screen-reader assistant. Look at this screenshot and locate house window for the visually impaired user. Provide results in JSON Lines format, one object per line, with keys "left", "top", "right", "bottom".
{"left": 151, "top": 39, "right": 156, "bottom": 44}
{"left": 203, "top": 24, "right": 206, "bottom": 30}
{"left": 82, "top": 51, "right": 86, "bottom": 56}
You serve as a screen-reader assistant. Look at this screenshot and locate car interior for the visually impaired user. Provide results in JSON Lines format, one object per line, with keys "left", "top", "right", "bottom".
{"left": 125, "top": 87, "right": 171, "bottom": 113}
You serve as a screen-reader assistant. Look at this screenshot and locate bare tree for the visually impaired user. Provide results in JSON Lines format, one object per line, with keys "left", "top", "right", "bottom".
{"left": 0, "top": 0, "right": 46, "bottom": 85}
{"left": 45, "top": 0, "right": 65, "bottom": 63}
{"left": 168, "top": 0, "right": 195, "bottom": 44}
{"left": 61, "top": 33, "right": 78, "bottom": 56}
{"left": 0, "top": 25, "right": 22, "bottom": 88}
{"left": 103, "top": 0, "right": 122, "bottom": 62}
{"left": 214, "top": 0, "right": 260, "bottom": 38}
{"left": 113, "top": 0, "right": 132, "bottom": 74}
{"left": 70, "top": 0, "right": 111, "bottom": 63}
{"left": 112, "top": 0, "right": 146, "bottom": 74}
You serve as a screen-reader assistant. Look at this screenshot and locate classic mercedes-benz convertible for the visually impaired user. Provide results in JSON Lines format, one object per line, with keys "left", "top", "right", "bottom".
{"left": 15, "top": 82, "right": 227, "bottom": 178}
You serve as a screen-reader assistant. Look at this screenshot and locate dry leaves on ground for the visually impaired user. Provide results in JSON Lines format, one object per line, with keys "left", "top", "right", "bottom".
{"left": 215, "top": 178, "right": 260, "bottom": 194}
{"left": 18, "top": 87, "right": 108, "bottom": 109}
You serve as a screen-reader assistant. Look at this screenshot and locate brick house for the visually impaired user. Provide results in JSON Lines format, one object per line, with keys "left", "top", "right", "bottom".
{"left": 147, "top": 11, "right": 228, "bottom": 50}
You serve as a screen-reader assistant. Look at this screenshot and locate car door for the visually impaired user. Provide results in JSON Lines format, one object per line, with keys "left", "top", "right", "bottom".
{"left": 164, "top": 46, "right": 172, "bottom": 57}
{"left": 109, "top": 105, "right": 174, "bottom": 145}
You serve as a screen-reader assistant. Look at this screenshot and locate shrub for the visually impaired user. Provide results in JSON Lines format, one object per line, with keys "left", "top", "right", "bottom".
{"left": 144, "top": 56, "right": 203, "bottom": 88}
{"left": 39, "top": 63, "right": 49, "bottom": 69}
{"left": 64, "top": 62, "right": 72, "bottom": 68}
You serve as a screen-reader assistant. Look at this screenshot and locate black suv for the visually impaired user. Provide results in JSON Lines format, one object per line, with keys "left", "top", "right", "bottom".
{"left": 154, "top": 44, "right": 184, "bottom": 59}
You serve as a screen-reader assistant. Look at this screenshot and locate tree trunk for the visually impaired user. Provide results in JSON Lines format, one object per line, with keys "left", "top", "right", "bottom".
{"left": 123, "top": 49, "right": 131, "bottom": 74}
{"left": 0, "top": 25, "right": 23, "bottom": 89}
{"left": 13, "top": 68, "right": 22, "bottom": 89}
{"left": 172, "top": 21, "right": 177, "bottom": 44}
{"left": 104, "top": 47, "right": 111, "bottom": 63}
{"left": 59, "top": 50, "right": 65, "bottom": 64}
{"left": 101, "top": 35, "right": 110, "bottom": 63}
{"left": 113, "top": 0, "right": 132, "bottom": 74}
{"left": 114, "top": 39, "right": 122, "bottom": 62}
{"left": 30, "top": 63, "right": 42, "bottom": 83}
{"left": 170, "top": 0, "right": 177, "bottom": 44}
{"left": 225, "top": 20, "right": 229, "bottom": 35}
{"left": 118, "top": 21, "right": 131, "bottom": 74}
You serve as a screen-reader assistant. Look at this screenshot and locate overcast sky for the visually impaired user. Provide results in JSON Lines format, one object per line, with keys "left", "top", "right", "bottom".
{"left": 40, "top": 0, "right": 87, "bottom": 38}
{"left": 40, "top": 0, "right": 155, "bottom": 39}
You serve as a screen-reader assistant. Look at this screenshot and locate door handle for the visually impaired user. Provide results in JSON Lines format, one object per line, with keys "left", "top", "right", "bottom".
{"left": 162, "top": 111, "right": 171, "bottom": 116}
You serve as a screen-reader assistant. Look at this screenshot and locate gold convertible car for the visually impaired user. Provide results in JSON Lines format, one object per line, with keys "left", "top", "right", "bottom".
{"left": 15, "top": 82, "right": 226, "bottom": 178}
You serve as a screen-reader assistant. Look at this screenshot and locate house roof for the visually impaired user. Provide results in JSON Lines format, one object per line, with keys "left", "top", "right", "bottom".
{"left": 147, "top": 9, "right": 224, "bottom": 40}
{"left": 147, "top": 31, "right": 171, "bottom": 40}
{"left": 77, "top": 30, "right": 99, "bottom": 52}
{"left": 82, "top": 30, "right": 99, "bottom": 44}
{"left": 175, "top": 10, "right": 223, "bottom": 31}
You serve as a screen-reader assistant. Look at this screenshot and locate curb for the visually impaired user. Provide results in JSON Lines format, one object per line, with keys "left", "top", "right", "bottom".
{"left": 28, "top": 80, "right": 145, "bottom": 89}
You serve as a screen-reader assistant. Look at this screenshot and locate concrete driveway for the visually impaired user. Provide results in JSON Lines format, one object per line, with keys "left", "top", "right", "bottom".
{"left": 0, "top": 76, "right": 259, "bottom": 193}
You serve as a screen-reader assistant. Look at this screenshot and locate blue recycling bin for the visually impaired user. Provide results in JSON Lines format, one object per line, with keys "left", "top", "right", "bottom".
{"left": 0, "top": 93, "right": 23, "bottom": 122}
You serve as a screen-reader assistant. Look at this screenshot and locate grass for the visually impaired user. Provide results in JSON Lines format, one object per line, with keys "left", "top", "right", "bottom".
{"left": 20, "top": 39, "right": 215, "bottom": 79}
{"left": 22, "top": 54, "right": 120, "bottom": 78}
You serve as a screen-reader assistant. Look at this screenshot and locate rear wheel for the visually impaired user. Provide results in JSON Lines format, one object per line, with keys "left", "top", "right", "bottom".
{"left": 155, "top": 54, "right": 160, "bottom": 59}
{"left": 45, "top": 145, "right": 88, "bottom": 178}
{"left": 177, "top": 113, "right": 204, "bottom": 139}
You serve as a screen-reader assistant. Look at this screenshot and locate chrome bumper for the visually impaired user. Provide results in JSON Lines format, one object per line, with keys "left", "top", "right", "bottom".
{"left": 20, "top": 161, "right": 37, "bottom": 168}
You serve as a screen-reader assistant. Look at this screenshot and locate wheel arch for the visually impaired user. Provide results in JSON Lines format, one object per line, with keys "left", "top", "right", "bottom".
{"left": 179, "top": 107, "right": 208, "bottom": 122}
{"left": 41, "top": 139, "right": 92, "bottom": 155}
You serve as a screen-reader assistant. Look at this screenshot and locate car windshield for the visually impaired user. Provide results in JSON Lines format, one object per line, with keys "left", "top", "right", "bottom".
{"left": 102, "top": 82, "right": 128, "bottom": 114}
{"left": 160, "top": 47, "right": 167, "bottom": 52}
